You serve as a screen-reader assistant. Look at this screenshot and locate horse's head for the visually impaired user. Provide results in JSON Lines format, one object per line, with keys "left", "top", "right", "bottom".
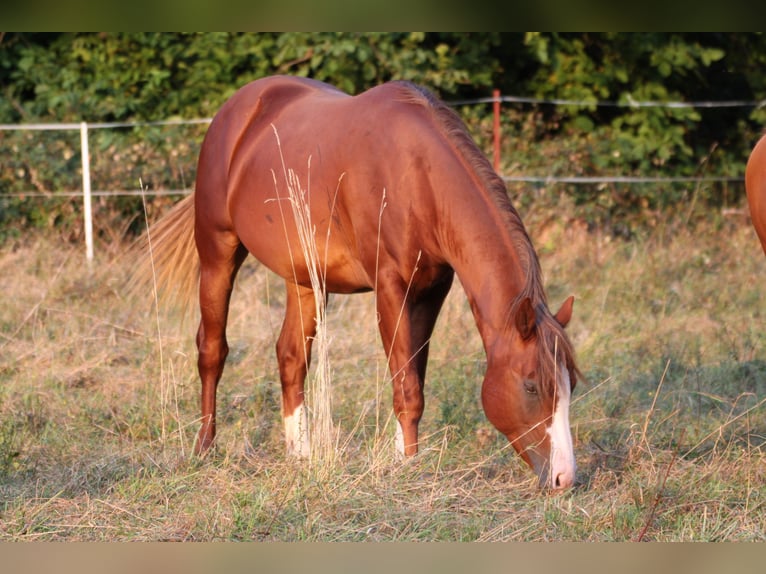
{"left": 481, "top": 295, "right": 578, "bottom": 489}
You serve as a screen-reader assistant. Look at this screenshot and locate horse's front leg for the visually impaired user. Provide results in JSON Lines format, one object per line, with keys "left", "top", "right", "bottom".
{"left": 375, "top": 276, "right": 440, "bottom": 458}
{"left": 276, "top": 282, "right": 317, "bottom": 458}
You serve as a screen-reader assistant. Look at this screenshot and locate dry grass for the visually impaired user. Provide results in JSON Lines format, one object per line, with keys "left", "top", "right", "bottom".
{"left": 0, "top": 205, "right": 764, "bottom": 541}
{"left": 270, "top": 126, "right": 337, "bottom": 467}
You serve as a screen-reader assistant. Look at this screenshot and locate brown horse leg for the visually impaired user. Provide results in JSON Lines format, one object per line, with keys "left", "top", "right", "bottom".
{"left": 194, "top": 238, "right": 248, "bottom": 455}
{"left": 276, "top": 282, "right": 318, "bottom": 458}
{"left": 376, "top": 275, "right": 452, "bottom": 458}
{"left": 410, "top": 275, "right": 453, "bottom": 384}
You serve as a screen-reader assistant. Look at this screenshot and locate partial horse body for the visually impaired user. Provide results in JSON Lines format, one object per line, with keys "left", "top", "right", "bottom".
{"left": 141, "top": 76, "right": 580, "bottom": 489}
{"left": 746, "top": 134, "right": 766, "bottom": 255}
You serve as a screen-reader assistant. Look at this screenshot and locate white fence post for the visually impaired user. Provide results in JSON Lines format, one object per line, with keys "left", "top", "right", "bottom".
{"left": 80, "top": 121, "right": 94, "bottom": 262}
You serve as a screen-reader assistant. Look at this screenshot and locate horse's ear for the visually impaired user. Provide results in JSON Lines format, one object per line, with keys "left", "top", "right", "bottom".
{"left": 555, "top": 295, "right": 575, "bottom": 328}
{"left": 516, "top": 297, "right": 537, "bottom": 340}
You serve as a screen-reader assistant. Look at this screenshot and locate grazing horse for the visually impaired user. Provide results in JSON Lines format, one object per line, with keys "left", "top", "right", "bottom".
{"left": 746, "top": 134, "right": 766, "bottom": 255}
{"left": 140, "top": 76, "right": 580, "bottom": 489}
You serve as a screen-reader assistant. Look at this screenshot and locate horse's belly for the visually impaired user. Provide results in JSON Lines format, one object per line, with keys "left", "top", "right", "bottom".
{"left": 237, "top": 221, "right": 372, "bottom": 293}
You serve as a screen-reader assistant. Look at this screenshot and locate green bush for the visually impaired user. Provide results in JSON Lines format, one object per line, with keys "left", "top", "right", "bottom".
{"left": 1, "top": 33, "right": 764, "bottom": 240}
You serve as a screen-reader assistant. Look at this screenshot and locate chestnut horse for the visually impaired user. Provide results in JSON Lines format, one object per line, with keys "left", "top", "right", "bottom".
{"left": 746, "top": 134, "right": 766, "bottom": 255}
{"left": 141, "top": 76, "right": 580, "bottom": 489}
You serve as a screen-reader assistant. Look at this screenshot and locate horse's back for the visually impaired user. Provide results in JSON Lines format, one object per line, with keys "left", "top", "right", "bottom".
{"left": 198, "top": 75, "right": 433, "bottom": 187}
{"left": 746, "top": 134, "right": 766, "bottom": 255}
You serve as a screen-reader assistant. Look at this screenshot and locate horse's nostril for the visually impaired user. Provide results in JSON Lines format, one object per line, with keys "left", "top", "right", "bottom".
{"left": 554, "top": 470, "right": 575, "bottom": 490}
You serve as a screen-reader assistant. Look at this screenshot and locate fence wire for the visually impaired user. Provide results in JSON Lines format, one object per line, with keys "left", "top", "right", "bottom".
{"left": 0, "top": 91, "right": 754, "bottom": 200}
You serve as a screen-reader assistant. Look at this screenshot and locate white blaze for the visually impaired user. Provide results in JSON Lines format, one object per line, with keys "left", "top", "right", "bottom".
{"left": 284, "top": 403, "right": 310, "bottom": 458}
{"left": 546, "top": 366, "right": 576, "bottom": 488}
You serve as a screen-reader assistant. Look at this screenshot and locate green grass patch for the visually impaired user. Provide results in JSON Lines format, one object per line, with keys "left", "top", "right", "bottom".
{"left": 0, "top": 210, "right": 764, "bottom": 540}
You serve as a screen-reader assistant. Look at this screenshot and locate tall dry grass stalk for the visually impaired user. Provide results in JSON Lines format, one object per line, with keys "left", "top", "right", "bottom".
{"left": 139, "top": 179, "right": 187, "bottom": 458}
{"left": 270, "top": 125, "right": 337, "bottom": 469}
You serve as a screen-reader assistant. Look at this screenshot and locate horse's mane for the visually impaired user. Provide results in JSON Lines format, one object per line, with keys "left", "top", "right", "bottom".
{"left": 393, "top": 81, "right": 580, "bottom": 391}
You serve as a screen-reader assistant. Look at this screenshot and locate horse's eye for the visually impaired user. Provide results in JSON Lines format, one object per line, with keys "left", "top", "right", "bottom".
{"left": 523, "top": 379, "right": 538, "bottom": 395}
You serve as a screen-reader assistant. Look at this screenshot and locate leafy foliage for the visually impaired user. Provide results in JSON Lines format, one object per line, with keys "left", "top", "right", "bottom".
{"left": 1, "top": 32, "right": 765, "bottom": 239}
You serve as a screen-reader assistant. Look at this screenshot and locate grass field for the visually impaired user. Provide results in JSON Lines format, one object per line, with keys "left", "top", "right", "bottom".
{"left": 0, "top": 205, "right": 764, "bottom": 541}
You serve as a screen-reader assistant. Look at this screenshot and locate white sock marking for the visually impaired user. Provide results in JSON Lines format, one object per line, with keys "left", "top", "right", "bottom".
{"left": 284, "top": 403, "right": 310, "bottom": 458}
{"left": 395, "top": 420, "right": 405, "bottom": 458}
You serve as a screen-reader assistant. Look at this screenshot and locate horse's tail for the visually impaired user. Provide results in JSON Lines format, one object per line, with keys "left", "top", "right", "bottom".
{"left": 127, "top": 194, "right": 199, "bottom": 315}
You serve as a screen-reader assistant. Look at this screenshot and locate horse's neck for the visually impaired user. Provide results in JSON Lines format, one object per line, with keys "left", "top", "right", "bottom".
{"left": 443, "top": 201, "right": 531, "bottom": 352}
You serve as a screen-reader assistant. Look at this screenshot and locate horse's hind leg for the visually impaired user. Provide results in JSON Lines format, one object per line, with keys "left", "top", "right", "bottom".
{"left": 194, "top": 233, "right": 248, "bottom": 454}
{"left": 276, "top": 282, "right": 318, "bottom": 458}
